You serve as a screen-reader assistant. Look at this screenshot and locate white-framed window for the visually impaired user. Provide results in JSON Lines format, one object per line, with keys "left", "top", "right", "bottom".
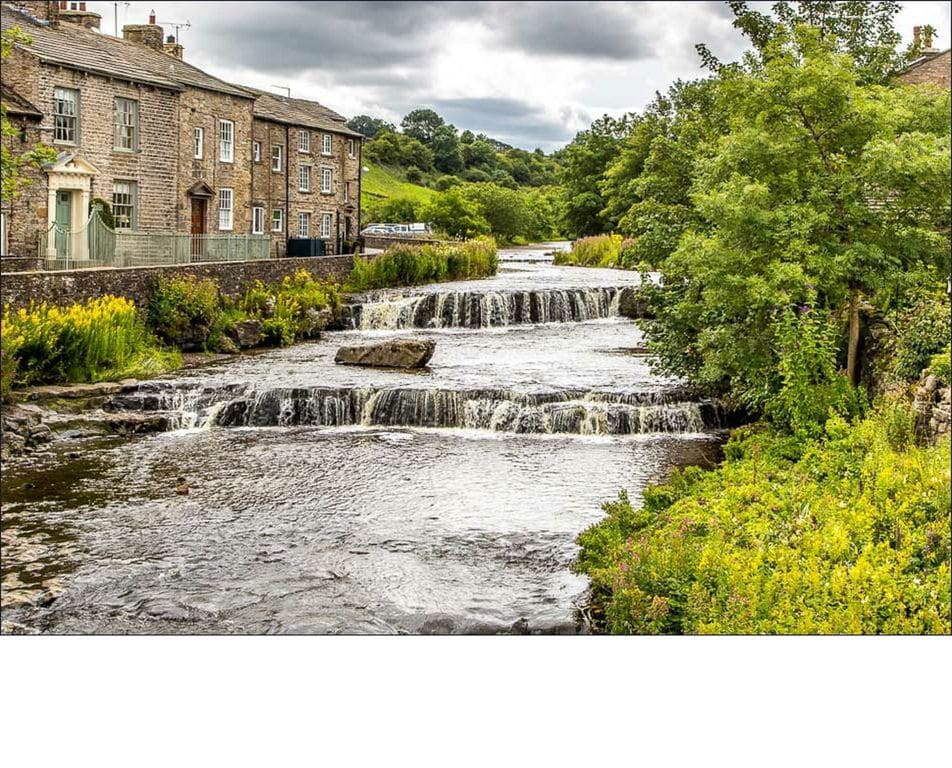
{"left": 272, "top": 208, "right": 284, "bottom": 232}
{"left": 253, "top": 141, "right": 261, "bottom": 162}
{"left": 112, "top": 180, "right": 137, "bottom": 229}
{"left": 219, "top": 188, "right": 233, "bottom": 230}
{"left": 53, "top": 87, "right": 79, "bottom": 144}
{"left": 113, "top": 97, "right": 138, "bottom": 151}
{"left": 193, "top": 127, "right": 204, "bottom": 159}
{"left": 272, "top": 144, "right": 283, "bottom": 172}
{"left": 252, "top": 206, "right": 264, "bottom": 235}
{"left": 321, "top": 212, "right": 332, "bottom": 238}
{"left": 344, "top": 181, "right": 350, "bottom": 203}
{"left": 219, "top": 119, "right": 234, "bottom": 163}
{"left": 347, "top": 138, "right": 355, "bottom": 157}
{"left": 321, "top": 167, "right": 332, "bottom": 194}
{"left": 321, "top": 133, "right": 332, "bottom": 155}
{"left": 298, "top": 212, "right": 311, "bottom": 237}
{"left": 298, "top": 165, "right": 311, "bottom": 192}
{"left": 299, "top": 130, "right": 310, "bottom": 153}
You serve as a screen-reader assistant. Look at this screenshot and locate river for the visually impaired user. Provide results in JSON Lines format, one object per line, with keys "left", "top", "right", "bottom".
{"left": 0, "top": 245, "right": 725, "bottom": 634}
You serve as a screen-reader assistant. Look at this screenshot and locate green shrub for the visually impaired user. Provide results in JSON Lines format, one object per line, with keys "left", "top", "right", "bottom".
{"left": 575, "top": 400, "right": 951, "bottom": 634}
{"left": 1, "top": 296, "right": 179, "bottom": 388}
{"left": 890, "top": 290, "right": 951, "bottom": 382}
{"left": 147, "top": 275, "right": 223, "bottom": 350}
{"left": 405, "top": 166, "right": 423, "bottom": 184}
{"left": 345, "top": 237, "right": 497, "bottom": 291}
{"left": 238, "top": 270, "right": 341, "bottom": 347}
{"left": 555, "top": 234, "right": 623, "bottom": 267}
{"left": 927, "top": 345, "right": 951, "bottom": 385}
{"left": 89, "top": 198, "right": 115, "bottom": 229}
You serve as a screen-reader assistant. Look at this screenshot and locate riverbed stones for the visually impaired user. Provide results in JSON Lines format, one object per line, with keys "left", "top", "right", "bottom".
{"left": 334, "top": 338, "right": 436, "bottom": 368}
{"left": 617, "top": 287, "right": 650, "bottom": 319}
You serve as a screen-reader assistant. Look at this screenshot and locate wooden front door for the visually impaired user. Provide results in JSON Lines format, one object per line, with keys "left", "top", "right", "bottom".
{"left": 190, "top": 198, "right": 206, "bottom": 257}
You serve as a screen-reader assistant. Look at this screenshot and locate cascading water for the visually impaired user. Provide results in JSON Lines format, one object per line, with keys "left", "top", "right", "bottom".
{"left": 352, "top": 286, "right": 627, "bottom": 330}
{"left": 110, "top": 381, "right": 722, "bottom": 435}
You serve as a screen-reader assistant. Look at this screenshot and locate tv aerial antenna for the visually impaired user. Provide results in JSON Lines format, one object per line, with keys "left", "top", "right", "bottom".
{"left": 160, "top": 19, "right": 192, "bottom": 41}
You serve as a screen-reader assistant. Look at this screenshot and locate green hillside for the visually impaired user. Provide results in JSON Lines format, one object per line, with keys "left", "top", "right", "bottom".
{"left": 360, "top": 163, "right": 436, "bottom": 211}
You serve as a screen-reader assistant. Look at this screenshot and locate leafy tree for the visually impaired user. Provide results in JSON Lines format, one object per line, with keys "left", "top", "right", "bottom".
{"left": 646, "top": 26, "right": 951, "bottom": 409}
{"left": 345, "top": 114, "right": 396, "bottom": 139}
{"left": 364, "top": 196, "right": 419, "bottom": 224}
{"left": 459, "top": 129, "right": 475, "bottom": 145}
{"left": 400, "top": 108, "right": 445, "bottom": 145}
{"left": 559, "top": 114, "right": 634, "bottom": 237}
{"left": 431, "top": 124, "right": 463, "bottom": 174}
{"left": 462, "top": 139, "right": 497, "bottom": 170}
{"left": 1, "top": 27, "right": 56, "bottom": 202}
{"left": 462, "top": 183, "right": 530, "bottom": 242}
{"left": 422, "top": 188, "right": 490, "bottom": 238}
{"left": 698, "top": 1, "right": 908, "bottom": 84}
{"left": 363, "top": 130, "right": 434, "bottom": 171}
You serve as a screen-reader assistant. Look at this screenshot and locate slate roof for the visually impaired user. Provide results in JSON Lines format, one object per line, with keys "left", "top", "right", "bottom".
{"left": 1, "top": 82, "right": 42, "bottom": 117}
{"left": 1, "top": 3, "right": 253, "bottom": 98}
{"left": 248, "top": 89, "right": 363, "bottom": 137}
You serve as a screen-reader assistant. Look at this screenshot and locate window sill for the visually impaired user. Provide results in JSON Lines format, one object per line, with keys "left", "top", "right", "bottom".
{"left": 112, "top": 148, "right": 139, "bottom": 155}
{"left": 272, "top": 168, "right": 283, "bottom": 174}
{"left": 320, "top": 191, "right": 334, "bottom": 196}
{"left": 321, "top": 152, "right": 333, "bottom": 157}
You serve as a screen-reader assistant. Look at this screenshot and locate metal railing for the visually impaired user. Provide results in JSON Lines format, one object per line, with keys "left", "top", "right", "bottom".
{"left": 38, "top": 209, "right": 273, "bottom": 270}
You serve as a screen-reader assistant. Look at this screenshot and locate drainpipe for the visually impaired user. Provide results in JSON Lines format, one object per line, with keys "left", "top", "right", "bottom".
{"left": 285, "top": 123, "right": 290, "bottom": 257}
{"left": 357, "top": 138, "right": 362, "bottom": 249}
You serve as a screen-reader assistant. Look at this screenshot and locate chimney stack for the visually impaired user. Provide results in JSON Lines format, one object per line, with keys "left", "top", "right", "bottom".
{"left": 923, "top": 27, "right": 935, "bottom": 51}
{"left": 17, "top": 1, "right": 59, "bottom": 25}
{"left": 164, "top": 34, "right": 184, "bottom": 60}
{"left": 123, "top": 11, "right": 164, "bottom": 51}
{"left": 58, "top": 0, "right": 101, "bottom": 29}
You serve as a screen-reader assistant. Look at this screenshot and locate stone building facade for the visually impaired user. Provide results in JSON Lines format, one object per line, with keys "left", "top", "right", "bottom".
{"left": 250, "top": 92, "right": 363, "bottom": 256}
{"left": 896, "top": 47, "right": 952, "bottom": 90}
{"left": 1, "top": 2, "right": 361, "bottom": 264}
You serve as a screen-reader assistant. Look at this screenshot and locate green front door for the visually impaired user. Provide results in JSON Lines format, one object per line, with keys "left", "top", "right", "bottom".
{"left": 54, "top": 190, "right": 71, "bottom": 257}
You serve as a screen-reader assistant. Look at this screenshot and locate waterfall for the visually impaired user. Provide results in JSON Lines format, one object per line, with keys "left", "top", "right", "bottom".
{"left": 352, "top": 286, "right": 627, "bottom": 330}
{"left": 110, "top": 382, "right": 723, "bottom": 436}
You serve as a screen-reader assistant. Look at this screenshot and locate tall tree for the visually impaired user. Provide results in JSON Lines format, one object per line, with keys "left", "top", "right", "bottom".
{"left": 400, "top": 108, "right": 445, "bottom": 145}
{"left": 646, "top": 26, "right": 950, "bottom": 407}
{"left": 345, "top": 115, "right": 395, "bottom": 139}
{"left": 698, "top": 1, "right": 908, "bottom": 84}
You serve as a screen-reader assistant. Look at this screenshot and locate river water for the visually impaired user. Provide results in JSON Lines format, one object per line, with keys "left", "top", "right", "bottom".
{"left": 1, "top": 248, "right": 724, "bottom": 634}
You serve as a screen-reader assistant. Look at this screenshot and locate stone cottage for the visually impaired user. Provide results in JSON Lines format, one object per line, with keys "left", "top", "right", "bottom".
{"left": 896, "top": 27, "right": 951, "bottom": 89}
{"left": 248, "top": 89, "right": 363, "bottom": 256}
{"left": 0, "top": 1, "right": 361, "bottom": 264}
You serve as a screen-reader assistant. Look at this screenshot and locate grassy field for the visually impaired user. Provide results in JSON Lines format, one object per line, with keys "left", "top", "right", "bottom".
{"left": 360, "top": 163, "right": 436, "bottom": 211}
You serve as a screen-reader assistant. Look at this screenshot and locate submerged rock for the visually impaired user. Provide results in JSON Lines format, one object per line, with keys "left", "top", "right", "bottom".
{"left": 334, "top": 338, "right": 436, "bottom": 369}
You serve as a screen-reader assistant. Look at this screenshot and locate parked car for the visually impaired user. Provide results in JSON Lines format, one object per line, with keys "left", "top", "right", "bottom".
{"left": 360, "top": 224, "right": 395, "bottom": 235}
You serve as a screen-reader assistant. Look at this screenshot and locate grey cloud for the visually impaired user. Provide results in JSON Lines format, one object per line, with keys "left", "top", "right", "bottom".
{"left": 432, "top": 96, "right": 582, "bottom": 147}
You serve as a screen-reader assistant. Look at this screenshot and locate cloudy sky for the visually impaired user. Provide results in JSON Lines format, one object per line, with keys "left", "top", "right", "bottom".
{"left": 88, "top": 1, "right": 951, "bottom": 151}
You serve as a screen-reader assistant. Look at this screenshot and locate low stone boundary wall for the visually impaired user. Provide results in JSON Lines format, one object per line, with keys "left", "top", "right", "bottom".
{"left": 0, "top": 255, "right": 355, "bottom": 310}
{"left": 361, "top": 235, "right": 441, "bottom": 251}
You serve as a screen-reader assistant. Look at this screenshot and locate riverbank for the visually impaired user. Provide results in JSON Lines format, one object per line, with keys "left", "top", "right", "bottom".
{"left": 575, "top": 386, "right": 952, "bottom": 634}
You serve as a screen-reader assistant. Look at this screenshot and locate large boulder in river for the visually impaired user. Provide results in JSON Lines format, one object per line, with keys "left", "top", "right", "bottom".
{"left": 617, "top": 287, "right": 652, "bottom": 319}
{"left": 227, "top": 319, "right": 264, "bottom": 349}
{"left": 335, "top": 338, "right": 436, "bottom": 368}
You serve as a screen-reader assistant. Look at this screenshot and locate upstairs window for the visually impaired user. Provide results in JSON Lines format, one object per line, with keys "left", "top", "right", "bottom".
{"left": 53, "top": 87, "right": 79, "bottom": 144}
{"left": 298, "top": 165, "right": 311, "bottom": 192}
{"left": 219, "top": 188, "right": 233, "bottom": 230}
{"left": 272, "top": 208, "right": 283, "bottom": 232}
{"left": 253, "top": 141, "right": 261, "bottom": 162}
{"left": 344, "top": 181, "right": 349, "bottom": 203}
{"left": 272, "top": 144, "right": 283, "bottom": 172}
{"left": 347, "top": 138, "right": 355, "bottom": 157}
{"left": 219, "top": 119, "right": 234, "bottom": 163}
{"left": 320, "top": 167, "right": 332, "bottom": 194}
{"left": 321, "top": 133, "right": 332, "bottom": 155}
{"left": 193, "top": 127, "right": 204, "bottom": 159}
{"left": 112, "top": 180, "right": 137, "bottom": 229}
{"left": 113, "top": 97, "right": 138, "bottom": 151}
{"left": 299, "top": 130, "right": 310, "bottom": 153}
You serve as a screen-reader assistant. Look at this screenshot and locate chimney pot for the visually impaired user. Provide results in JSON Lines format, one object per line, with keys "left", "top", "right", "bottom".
{"left": 923, "top": 27, "right": 934, "bottom": 50}
{"left": 149, "top": 10, "right": 156, "bottom": 24}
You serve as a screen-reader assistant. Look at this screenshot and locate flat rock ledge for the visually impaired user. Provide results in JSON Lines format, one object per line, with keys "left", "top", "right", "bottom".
{"left": 335, "top": 338, "right": 436, "bottom": 369}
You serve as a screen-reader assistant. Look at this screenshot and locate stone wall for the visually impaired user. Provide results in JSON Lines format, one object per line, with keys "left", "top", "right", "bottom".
{"left": 896, "top": 50, "right": 951, "bottom": 89}
{"left": 914, "top": 373, "right": 951, "bottom": 444}
{"left": 362, "top": 234, "right": 441, "bottom": 251}
{"left": 0, "top": 255, "right": 355, "bottom": 310}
